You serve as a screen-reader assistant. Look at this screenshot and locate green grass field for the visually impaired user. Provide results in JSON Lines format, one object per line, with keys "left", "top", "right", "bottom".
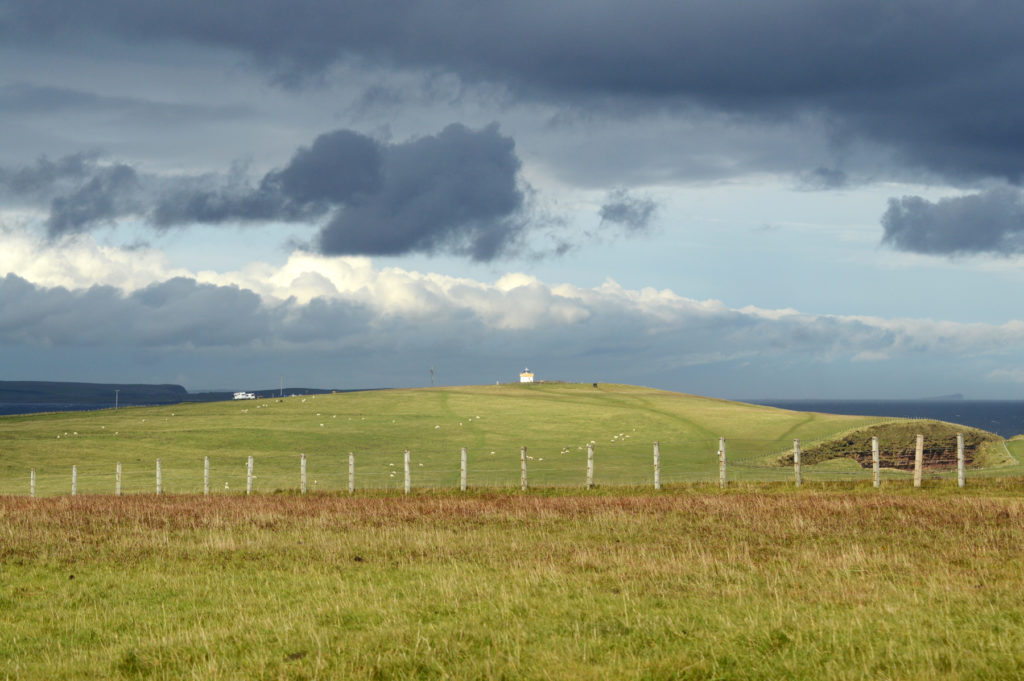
{"left": 5, "top": 385, "right": 1024, "bottom": 679}
{"left": 2, "top": 382, "right": 1021, "bottom": 496}
{"left": 3, "top": 485, "right": 1024, "bottom": 680}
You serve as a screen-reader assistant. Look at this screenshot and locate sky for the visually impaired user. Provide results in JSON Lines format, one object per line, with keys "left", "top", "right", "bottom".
{"left": 2, "top": 0, "right": 1024, "bottom": 398}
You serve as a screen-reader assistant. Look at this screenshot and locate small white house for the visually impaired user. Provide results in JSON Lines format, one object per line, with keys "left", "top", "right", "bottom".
{"left": 233, "top": 391, "right": 256, "bottom": 400}
{"left": 519, "top": 368, "right": 535, "bottom": 383}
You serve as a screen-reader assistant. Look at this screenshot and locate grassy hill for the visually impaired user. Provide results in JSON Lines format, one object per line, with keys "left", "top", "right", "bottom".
{"left": 1, "top": 382, "right": 1018, "bottom": 496}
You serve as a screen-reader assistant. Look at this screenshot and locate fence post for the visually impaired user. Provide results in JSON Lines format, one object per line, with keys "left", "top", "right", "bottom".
{"left": 404, "top": 449, "right": 411, "bottom": 495}
{"left": 116, "top": 462, "right": 122, "bottom": 496}
{"left": 156, "top": 459, "right": 162, "bottom": 495}
{"left": 72, "top": 465, "right": 77, "bottom": 496}
{"left": 348, "top": 452, "right": 355, "bottom": 494}
{"left": 913, "top": 434, "right": 923, "bottom": 488}
{"left": 653, "top": 441, "right": 662, "bottom": 491}
{"left": 246, "top": 456, "right": 254, "bottom": 495}
{"left": 300, "top": 453, "right": 307, "bottom": 494}
{"left": 521, "top": 447, "right": 528, "bottom": 491}
{"left": 30, "top": 469, "right": 36, "bottom": 498}
{"left": 203, "top": 456, "right": 210, "bottom": 495}
{"left": 460, "top": 447, "right": 467, "bottom": 492}
{"left": 586, "top": 443, "right": 595, "bottom": 489}
{"left": 872, "top": 437, "right": 880, "bottom": 488}
{"left": 793, "top": 438, "right": 802, "bottom": 487}
{"left": 957, "top": 433, "right": 965, "bottom": 488}
{"left": 718, "top": 437, "right": 727, "bottom": 488}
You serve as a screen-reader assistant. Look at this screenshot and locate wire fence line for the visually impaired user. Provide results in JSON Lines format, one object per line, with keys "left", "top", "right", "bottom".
{"left": 5, "top": 430, "right": 989, "bottom": 497}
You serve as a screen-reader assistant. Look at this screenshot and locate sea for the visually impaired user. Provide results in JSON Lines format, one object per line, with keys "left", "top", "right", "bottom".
{"left": 749, "top": 400, "right": 1024, "bottom": 439}
{"left": 4, "top": 399, "right": 1024, "bottom": 438}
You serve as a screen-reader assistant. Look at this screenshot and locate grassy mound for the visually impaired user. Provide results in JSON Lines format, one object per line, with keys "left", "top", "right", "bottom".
{"left": 778, "top": 420, "right": 1004, "bottom": 470}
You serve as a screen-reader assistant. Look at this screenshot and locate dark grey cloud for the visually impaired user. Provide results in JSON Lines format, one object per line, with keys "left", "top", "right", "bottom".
{"left": 599, "top": 189, "right": 657, "bottom": 233}
{"left": 881, "top": 188, "right": 1024, "bottom": 256}
{"left": 0, "top": 83, "right": 249, "bottom": 123}
{"left": 0, "top": 153, "right": 143, "bottom": 236}
{"left": 47, "top": 163, "right": 139, "bottom": 236}
{"left": 799, "top": 167, "right": 849, "bottom": 191}
{"left": 317, "top": 123, "right": 525, "bottom": 260}
{"left": 4, "top": 1, "right": 1024, "bottom": 183}
{"left": 0, "top": 152, "right": 99, "bottom": 197}
{"left": 150, "top": 176, "right": 311, "bottom": 228}
{"left": 153, "top": 123, "right": 526, "bottom": 260}
{"left": 0, "top": 274, "right": 270, "bottom": 347}
{"left": 0, "top": 153, "right": 147, "bottom": 236}
{"left": 0, "top": 274, "right": 322, "bottom": 348}
{"left": 151, "top": 130, "right": 383, "bottom": 227}
{"left": 266, "top": 130, "right": 382, "bottom": 205}
{"left": 1, "top": 123, "right": 528, "bottom": 259}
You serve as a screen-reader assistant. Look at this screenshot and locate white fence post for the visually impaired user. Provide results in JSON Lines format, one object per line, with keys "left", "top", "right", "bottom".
{"left": 460, "top": 447, "right": 467, "bottom": 492}
{"left": 156, "top": 459, "right": 162, "bottom": 495}
{"left": 30, "top": 469, "right": 35, "bottom": 498}
{"left": 115, "top": 462, "right": 122, "bottom": 496}
{"left": 521, "top": 447, "right": 528, "bottom": 491}
{"left": 300, "top": 453, "right": 307, "bottom": 494}
{"left": 348, "top": 452, "right": 355, "bottom": 494}
{"left": 71, "top": 465, "right": 77, "bottom": 496}
{"left": 718, "top": 437, "right": 727, "bottom": 488}
{"left": 246, "top": 456, "right": 254, "bottom": 495}
{"left": 793, "top": 439, "right": 802, "bottom": 487}
{"left": 204, "top": 456, "right": 210, "bottom": 495}
{"left": 653, "top": 441, "right": 661, "bottom": 491}
{"left": 957, "top": 433, "right": 965, "bottom": 488}
{"left": 872, "top": 437, "right": 880, "bottom": 488}
{"left": 586, "top": 443, "right": 595, "bottom": 489}
{"left": 914, "top": 434, "right": 923, "bottom": 488}
{"left": 404, "top": 449, "right": 411, "bottom": 495}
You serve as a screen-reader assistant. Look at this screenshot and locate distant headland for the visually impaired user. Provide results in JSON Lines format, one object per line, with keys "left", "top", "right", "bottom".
{"left": 0, "top": 380, "right": 347, "bottom": 407}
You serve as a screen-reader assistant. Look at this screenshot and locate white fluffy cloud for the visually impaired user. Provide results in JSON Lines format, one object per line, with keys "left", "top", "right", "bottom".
{"left": 3, "top": 224, "right": 1024, "bottom": 395}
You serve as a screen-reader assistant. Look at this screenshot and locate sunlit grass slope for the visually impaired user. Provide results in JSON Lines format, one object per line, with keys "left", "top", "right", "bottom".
{"left": 0, "top": 382, "right": 1010, "bottom": 496}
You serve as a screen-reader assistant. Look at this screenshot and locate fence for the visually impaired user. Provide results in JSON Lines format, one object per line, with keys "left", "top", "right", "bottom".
{"left": 6, "top": 432, "right": 985, "bottom": 497}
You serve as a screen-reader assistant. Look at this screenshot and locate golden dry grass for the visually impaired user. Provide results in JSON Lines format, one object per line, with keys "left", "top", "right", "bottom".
{"left": 3, "top": 484, "right": 1024, "bottom": 679}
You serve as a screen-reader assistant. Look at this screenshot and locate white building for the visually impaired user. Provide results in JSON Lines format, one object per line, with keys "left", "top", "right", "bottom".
{"left": 233, "top": 391, "right": 256, "bottom": 400}
{"left": 519, "top": 369, "right": 535, "bottom": 383}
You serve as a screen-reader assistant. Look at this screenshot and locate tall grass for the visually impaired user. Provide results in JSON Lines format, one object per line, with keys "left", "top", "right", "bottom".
{"left": 2, "top": 483, "right": 1024, "bottom": 679}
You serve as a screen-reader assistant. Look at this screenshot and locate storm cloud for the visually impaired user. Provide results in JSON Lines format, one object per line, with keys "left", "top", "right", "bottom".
{"left": 881, "top": 189, "right": 1024, "bottom": 256}
{"left": 0, "top": 152, "right": 99, "bottom": 199}
{"left": 6, "top": 0, "right": 1024, "bottom": 397}
{"left": 5, "top": 1, "right": 1024, "bottom": 184}
{"left": 158, "top": 123, "right": 526, "bottom": 260}
{"left": 2, "top": 124, "right": 528, "bottom": 259}
{"left": 599, "top": 189, "right": 657, "bottom": 233}
{"left": 0, "top": 154, "right": 142, "bottom": 237}
{"left": 47, "top": 163, "right": 139, "bottom": 236}
{"left": 317, "top": 123, "right": 525, "bottom": 260}
{"left": 0, "top": 274, "right": 272, "bottom": 348}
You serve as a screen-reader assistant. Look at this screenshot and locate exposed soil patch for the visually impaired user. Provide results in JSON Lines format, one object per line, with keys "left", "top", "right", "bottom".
{"left": 778, "top": 421, "right": 1001, "bottom": 470}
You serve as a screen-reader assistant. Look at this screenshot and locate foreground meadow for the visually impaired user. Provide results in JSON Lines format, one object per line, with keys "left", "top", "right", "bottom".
{"left": 3, "top": 483, "right": 1024, "bottom": 680}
